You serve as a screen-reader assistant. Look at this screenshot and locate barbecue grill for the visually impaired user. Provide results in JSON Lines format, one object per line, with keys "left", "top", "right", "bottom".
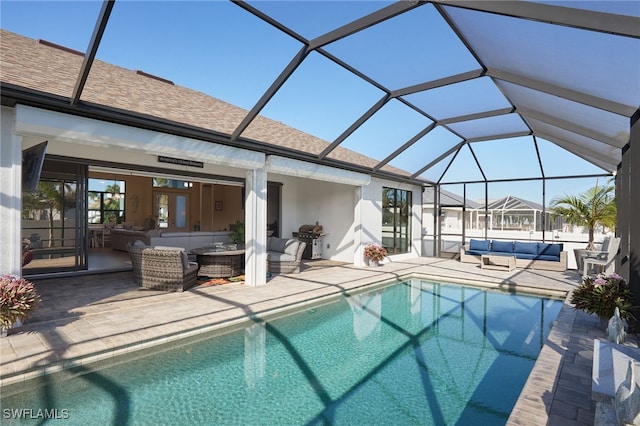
{"left": 293, "top": 224, "right": 323, "bottom": 260}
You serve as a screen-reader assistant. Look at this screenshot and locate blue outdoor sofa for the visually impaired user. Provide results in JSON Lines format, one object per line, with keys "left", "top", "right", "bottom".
{"left": 460, "top": 239, "right": 567, "bottom": 271}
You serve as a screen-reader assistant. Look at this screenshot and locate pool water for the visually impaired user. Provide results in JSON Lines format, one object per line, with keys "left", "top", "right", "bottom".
{"left": 1, "top": 279, "right": 562, "bottom": 425}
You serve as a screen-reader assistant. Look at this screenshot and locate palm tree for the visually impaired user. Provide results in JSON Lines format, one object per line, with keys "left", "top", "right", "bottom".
{"left": 550, "top": 182, "right": 616, "bottom": 250}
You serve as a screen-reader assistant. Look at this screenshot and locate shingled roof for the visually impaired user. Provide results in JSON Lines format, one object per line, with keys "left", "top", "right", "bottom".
{"left": 0, "top": 30, "right": 410, "bottom": 179}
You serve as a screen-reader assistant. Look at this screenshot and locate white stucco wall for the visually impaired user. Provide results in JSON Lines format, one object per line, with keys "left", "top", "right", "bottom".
{"left": 296, "top": 180, "right": 356, "bottom": 263}
{"left": 270, "top": 174, "right": 422, "bottom": 264}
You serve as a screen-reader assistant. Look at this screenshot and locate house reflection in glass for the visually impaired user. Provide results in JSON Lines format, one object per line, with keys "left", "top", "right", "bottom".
{"left": 244, "top": 322, "right": 266, "bottom": 388}
{"left": 346, "top": 291, "right": 382, "bottom": 341}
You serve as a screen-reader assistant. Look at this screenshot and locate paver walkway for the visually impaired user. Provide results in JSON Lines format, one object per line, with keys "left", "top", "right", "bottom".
{"left": 1, "top": 257, "right": 630, "bottom": 425}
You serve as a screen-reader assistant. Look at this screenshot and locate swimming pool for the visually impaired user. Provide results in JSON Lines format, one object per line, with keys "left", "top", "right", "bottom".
{"left": 1, "top": 278, "right": 562, "bottom": 425}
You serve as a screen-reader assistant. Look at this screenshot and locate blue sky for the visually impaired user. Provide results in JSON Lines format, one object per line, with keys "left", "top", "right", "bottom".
{"left": 1, "top": 1, "right": 621, "bottom": 203}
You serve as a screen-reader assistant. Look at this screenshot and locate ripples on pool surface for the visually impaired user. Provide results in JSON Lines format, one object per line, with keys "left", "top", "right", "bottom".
{"left": 1, "top": 279, "right": 562, "bottom": 425}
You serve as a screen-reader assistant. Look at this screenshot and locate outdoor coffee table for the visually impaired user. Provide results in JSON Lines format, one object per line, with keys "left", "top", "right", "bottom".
{"left": 480, "top": 254, "right": 516, "bottom": 271}
{"left": 190, "top": 247, "right": 245, "bottom": 278}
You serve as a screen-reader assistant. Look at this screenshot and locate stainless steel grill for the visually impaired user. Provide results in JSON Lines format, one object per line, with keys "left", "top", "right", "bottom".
{"left": 293, "top": 224, "right": 323, "bottom": 260}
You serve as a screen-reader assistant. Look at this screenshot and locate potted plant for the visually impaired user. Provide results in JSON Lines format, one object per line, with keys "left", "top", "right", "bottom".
{"left": 570, "top": 272, "right": 633, "bottom": 326}
{"left": 364, "top": 244, "right": 387, "bottom": 266}
{"left": 229, "top": 220, "right": 245, "bottom": 246}
{"left": 0, "top": 274, "right": 41, "bottom": 337}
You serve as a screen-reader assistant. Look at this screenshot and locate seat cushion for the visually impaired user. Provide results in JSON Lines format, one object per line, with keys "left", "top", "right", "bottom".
{"left": 536, "top": 254, "right": 560, "bottom": 262}
{"left": 267, "top": 251, "right": 297, "bottom": 262}
{"left": 466, "top": 249, "right": 490, "bottom": 256}
{"left": 469, "top": 239, "right": 490, "bottom": 251}
{"left": 515, "top": 253, "right": 536, "bottom": 260}
{"left": 491, "top": 240, "right": 514, "bottom": 253}
{"left": 514, "top": 241, "right": 538, "bottom": 255}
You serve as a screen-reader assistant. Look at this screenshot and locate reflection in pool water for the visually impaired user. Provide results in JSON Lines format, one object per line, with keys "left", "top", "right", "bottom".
{"left": 1, "top": 279, "right": 562, "bottom": 425}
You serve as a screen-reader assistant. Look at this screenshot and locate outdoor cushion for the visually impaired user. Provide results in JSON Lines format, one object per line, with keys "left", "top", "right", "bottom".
{"left": 538, "top": 243, "right": 562, "bottom": 257}
{"left": 491, "top": 240, "right": 514, "bottom": 253}
{"left": 469, "top": 239, "right": 490, "bottom": 251}
{"left": 515, "top": 253, "right": 536, "bottom": 260}
{"left": 266, "top": 252, "right": 297, "bottom": 262}
{"left": 133, "top": 239, "right": 147, "bottom": 248}
{"left": 514, "top": 241, "right": 538, "bottom": 255}
{"left": 269, "top": 237, "right": 287, "bottom": 253}
{"left": 536, "top": 254, "right": 560, "bottom": 262}
{"left": 283, "top": 239, "right": 300, "bottom": 256}
{"left": 466, "top": 249, "right": 490, "bottom": 256}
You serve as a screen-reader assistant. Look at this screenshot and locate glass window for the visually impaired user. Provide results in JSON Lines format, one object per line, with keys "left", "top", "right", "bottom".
{"left": 88, "top": 179, "right": 125, "bottom": 224}
{"left": 382, "top": 187, "right": 412, "bottom": 255}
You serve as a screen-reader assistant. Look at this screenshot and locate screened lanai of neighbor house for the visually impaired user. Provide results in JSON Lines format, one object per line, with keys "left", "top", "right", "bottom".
{"left": 0, "top": 1, "right": 638, "bottom": 291}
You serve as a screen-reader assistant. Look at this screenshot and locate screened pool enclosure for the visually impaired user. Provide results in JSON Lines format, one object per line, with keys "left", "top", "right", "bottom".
{"left": 1, "top": 1, "right": 639, "bottom": 278}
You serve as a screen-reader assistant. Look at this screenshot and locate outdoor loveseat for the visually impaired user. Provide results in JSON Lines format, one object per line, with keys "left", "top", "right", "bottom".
{"left": 460, "top": 239, "right": 567, "bottom": 272}
{"left": 266, "top": 237, "right": 306, "bottom": 274}
{"left": 128, "top": 244, "right": 198, "bottom": 292}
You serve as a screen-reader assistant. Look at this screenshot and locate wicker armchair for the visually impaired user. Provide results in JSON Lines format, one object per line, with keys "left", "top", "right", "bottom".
{"left": 267, "top": 238, "right": 306, "bottom": 274}
{"left": 128, "top": 246, "right": 198, "bottom": 292}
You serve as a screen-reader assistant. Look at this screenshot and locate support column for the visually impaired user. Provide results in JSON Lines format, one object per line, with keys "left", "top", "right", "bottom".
{"left": 0, "top": 107, "right": 22, "bottom": 275}
{"left": 245, "top": 168, "right": 267, "bottom": 286}
{"left": 353, "top": 186, "right": 365, "bottom": 267}
{"left": 617, "top": 145, "right": 630, "bottom": 279}
{"left": 627, "top": 112, "right": 640, "bottom": 315}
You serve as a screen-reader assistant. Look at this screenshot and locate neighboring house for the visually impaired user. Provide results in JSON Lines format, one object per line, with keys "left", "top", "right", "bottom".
{"left": 422, "top": 187, "right": 481, "bottom": 235}
{"left": 475, "top": 195, "right": 561, "bottom": 233}
{"left": 0, "top": 30, "right": 423, "bottom": 285}
{"left": 424, "top": 191, "right": 560, "bottom": 234}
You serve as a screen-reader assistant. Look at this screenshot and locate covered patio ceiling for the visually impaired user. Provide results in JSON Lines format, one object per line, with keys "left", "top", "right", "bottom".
{"left": 3, "top": 1, "right": 639, "bottom": 186}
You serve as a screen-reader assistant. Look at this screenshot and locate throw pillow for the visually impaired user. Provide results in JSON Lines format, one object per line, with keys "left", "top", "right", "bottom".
{"left": 538, "top": 243, "right": 561, "bottom": 257}
{"left": 491, "top": 240, "right": 514, "bottom": 253}
{"left": 514, "top": 241, "right": 538, "bottom": 255}
{"left": 270, "top": 238, "right": 287, "bottom": 253}
{"left": 469, "top": 239, "right": 490, "bottom": 251}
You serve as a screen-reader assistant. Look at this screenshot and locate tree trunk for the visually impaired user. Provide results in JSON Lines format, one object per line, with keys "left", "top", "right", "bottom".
{"left": 587, "top": 228, "right": 595, "bottom": 250}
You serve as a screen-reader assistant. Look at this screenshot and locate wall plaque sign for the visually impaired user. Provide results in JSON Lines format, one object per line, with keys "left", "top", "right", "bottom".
{"left": 158, "top": 156, "right": 204, "bottom": 168}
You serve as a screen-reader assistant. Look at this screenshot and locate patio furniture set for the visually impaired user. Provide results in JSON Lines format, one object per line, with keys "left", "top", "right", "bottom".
{"left": 127, "top": 236, "right": 307, "bottom": 292}
{"left": 460, "top": 236, "right": 620, "bottom": 276}
{"left": 460, "top": 239, "right": 567, "bottom": 272}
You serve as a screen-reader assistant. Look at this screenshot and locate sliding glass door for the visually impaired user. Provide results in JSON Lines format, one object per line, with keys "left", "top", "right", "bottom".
{"left": 22, "top": 158, "right": 87, "bottom": 274}
{"left": 382, "top": 187, "right": 412, "bottom": 255}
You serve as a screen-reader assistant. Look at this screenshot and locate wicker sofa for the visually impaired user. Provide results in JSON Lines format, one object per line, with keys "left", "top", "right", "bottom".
{"left": 128, "top": 245, "right": 198, "bottom": 292}
{"left": 267, "top": 237, "right": 306, "bottom": 274}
